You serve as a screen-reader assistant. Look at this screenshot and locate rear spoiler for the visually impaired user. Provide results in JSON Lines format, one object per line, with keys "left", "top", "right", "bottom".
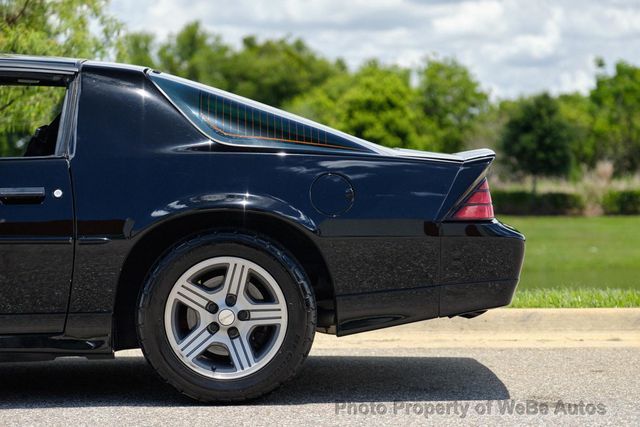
{"left": 435, "top": 149, "right": 496, "bottom": 220}
{"left": 453, "top": 148, "right": 496, "bottom": 163}
{"left": 390, "top": 147, "right": 495, "bottom": 164}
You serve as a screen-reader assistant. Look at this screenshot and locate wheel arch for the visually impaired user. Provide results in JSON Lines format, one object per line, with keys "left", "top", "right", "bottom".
{"left": 113, "top": 209, "right": 335, "bottom": 350}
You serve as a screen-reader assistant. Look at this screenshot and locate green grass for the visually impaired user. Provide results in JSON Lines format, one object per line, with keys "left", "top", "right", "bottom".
{"left": 499, "top": 216, "right": 640, "bottom": 307}
{"left": 511, "top": 288, "right": 640, "bottom": 308}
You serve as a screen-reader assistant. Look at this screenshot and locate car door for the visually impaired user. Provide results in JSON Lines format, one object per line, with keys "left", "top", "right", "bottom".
{"left": 0, "top": 63, "right": 76, "bottom": 334}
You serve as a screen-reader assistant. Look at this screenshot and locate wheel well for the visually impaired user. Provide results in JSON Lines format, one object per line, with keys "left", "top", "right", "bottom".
{"left": 113, "top": 211, "right": 335, "bottom": 350}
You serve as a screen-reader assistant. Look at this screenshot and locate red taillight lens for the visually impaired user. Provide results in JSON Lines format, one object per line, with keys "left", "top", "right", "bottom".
{"left": 453, "top": 204, "right": 494, "bottom": 219}
{"left": 452, "top": 179, "right": 494, "bottom": 220}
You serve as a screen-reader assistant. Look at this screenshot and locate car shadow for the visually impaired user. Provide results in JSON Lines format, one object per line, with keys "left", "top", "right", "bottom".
{"left": 0, "top": 355, "right": 509, "bottom": 408}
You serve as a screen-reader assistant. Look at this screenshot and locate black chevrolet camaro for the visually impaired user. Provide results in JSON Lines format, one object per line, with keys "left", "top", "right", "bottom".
{"left": 0, "top": 55, "right": 524, "bottom": 402}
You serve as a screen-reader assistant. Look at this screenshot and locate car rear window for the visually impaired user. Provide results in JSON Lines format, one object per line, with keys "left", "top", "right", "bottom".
{"left": 148, "top": 72, "right": 370, "bottom": 153}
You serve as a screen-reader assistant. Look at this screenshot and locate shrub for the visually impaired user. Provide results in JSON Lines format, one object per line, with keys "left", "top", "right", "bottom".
{"left": 492, "top": 190, "right": 585, "bottom": 215}
{"left": 602, "top": 190, "right": 640, "bottom": 214}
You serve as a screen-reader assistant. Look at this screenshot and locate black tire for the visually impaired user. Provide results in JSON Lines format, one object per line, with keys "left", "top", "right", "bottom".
{"left": 137, "top": 232, "right": 316, "bottom": 402}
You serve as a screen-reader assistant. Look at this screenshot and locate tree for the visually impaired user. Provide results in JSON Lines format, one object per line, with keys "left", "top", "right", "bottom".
{"left": 135, "top": 22, "right": 345, "bottom": 108}
{"left": 222, "top": 36, "right": 345, "bottom": 107}
{"left": 285, "top": 70, "right": 353, "bottom": 130}
{"left": 0, "top": 0, "right": 121, "bottom": 58}
{"left": 0, "top": 0, "right": 122, "bottom": 156}
{"left": 590, "top": 60, "right": 640, "bottom": 174}
{"left": 289, "top": 61, "right": 426, "bottom": 149}
{"left": 416, "top": 58, "right": 488, "bottom": 153}
{"left": 557, "top": 92, "right": 598, "bottom": 172}
{"left": 156, "top": 21, "right": 231, "bottom": 88}
{"left": 500, "top": 93, "right": 574, "bottom": 193}
{"left": 117, "top": 32, "right": 157, "bottom": 68}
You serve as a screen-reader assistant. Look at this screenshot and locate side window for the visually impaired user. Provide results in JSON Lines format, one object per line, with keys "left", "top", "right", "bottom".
{"left": 149, "top": 72, "right": 368, "bottom": 153}
{"left": 0, "top": 80, "right": 67, "bottom": 158}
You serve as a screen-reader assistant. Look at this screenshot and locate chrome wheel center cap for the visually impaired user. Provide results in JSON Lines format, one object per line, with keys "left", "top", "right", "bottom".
{"left": 218, "top": 309, "right": 235, "bottom": 326}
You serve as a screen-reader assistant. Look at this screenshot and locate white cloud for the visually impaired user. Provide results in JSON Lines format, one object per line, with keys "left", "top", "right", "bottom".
{"left": 432, "top": 1, "right": 506, "bottom": 36}
{"left": 110, "top": 0, "right": 640, "bottom": 98}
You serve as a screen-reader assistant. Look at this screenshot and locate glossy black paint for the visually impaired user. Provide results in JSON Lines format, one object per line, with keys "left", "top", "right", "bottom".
{"left": 0, "top": 56, "right": 525, "bottom": 357}
{"left": 0, "top": 159, "right": 73, "bottom": 333}
{"left": 329, "top": 221, "right": 524, "bottom": 334}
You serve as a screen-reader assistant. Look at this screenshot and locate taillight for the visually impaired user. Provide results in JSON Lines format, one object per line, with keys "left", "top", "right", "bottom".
{"left": 451, "top": 179, "right": 494, "bottom": 220}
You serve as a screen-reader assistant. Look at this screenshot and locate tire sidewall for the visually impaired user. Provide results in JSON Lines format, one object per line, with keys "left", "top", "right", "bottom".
{"left": 138, "top": 232, "right": 315, "bottom": 399}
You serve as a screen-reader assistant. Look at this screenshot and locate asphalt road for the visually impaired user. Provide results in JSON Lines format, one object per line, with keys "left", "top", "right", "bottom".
{"left": 0, "top": 310, "right": 637, "bottom": 426}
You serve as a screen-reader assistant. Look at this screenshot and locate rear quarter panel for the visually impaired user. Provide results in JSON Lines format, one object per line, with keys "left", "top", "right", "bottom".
{"left": 70, "top": 65, "right": 457, "bottom": 309}
{"left": 71, "top": 64, "right": 523, "bottom": 338}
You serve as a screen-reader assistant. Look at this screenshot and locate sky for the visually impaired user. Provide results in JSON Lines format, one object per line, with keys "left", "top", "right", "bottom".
{"left": 109, "top": 0, "right": 640, "bottom": 99}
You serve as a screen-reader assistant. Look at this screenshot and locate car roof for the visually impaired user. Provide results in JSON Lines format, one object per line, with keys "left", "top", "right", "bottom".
{"left": 0, "top": 54, "right": 84, "bottom": 74}
{"left": 0, "top": 54, "right": 147, "bottom": 75}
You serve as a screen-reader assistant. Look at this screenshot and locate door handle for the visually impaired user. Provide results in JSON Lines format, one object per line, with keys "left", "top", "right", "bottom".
{"left": 0, "top": 187, "right": 46, "bottom": 204}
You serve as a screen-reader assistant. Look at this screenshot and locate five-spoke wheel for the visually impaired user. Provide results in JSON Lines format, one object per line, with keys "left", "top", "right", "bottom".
{"left": 137, "top": 233, "right": 316, "bottom": 402}
{"left": 164, "top": 256, "right": 288, "bottom": 379}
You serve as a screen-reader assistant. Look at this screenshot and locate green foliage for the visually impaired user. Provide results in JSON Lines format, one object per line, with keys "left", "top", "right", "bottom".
{"left": 493, "top": 59, "right": 640, "bottom": 180}
{"left": 466, "top": 103, "right": 511, "bottom": 151}
{"left": 416, "top": 58, "right": 488, "bottom": 153}
{"left": 121, "top": 23, "right": 346, "bottom": 108}
{"left": 602, "top": 190, "right": 640, "bottom": 214}
{"left": 223, "top": 36, "right": 345, "bottom": 107}
{"left": 290, "top": 58, "right": 489, "bottom": 151}
{"left": 557, "top": 93, "right": 598, "bottom": 170}
{"left": 155, "top": 22, "right": 231, "bottom": 88}
{"left": 0, "top": 0, "right": 121, "bottom": 156}
{"left": 492, "top": 190, "right": 585, "bottom": 215}
{"left": 0, "top": 85, "right": 65, "bottom": 156}
{"left": 500, "top": 93, "right": 574, "bottom": 192}
{"left": 119, "top": 31, "right": 492, "bottom": 153}
{"left": 0, "top": 0, "right": 121, "bottom": 58}
{"left": 591, "top": 60, "right": 640, "bottom": 173}
{"left": 117, "top": 32, "right": 156, "bottom": 69}
{"left": 289, "top": 62, "right": 426, "bottom": 149}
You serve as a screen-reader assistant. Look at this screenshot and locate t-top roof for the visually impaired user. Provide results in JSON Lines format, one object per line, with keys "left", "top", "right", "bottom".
{"left": 0, "top": 54, "right": 84, "bottom": 74}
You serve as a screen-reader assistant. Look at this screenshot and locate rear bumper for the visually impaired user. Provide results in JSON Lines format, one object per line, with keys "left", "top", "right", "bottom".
{"left": 439, "top": 279, "right": 519, "bottom": 317}
{"left": 438, "top": 219, "right": 525, "bottom": 317}
{"left": 331, "top": 219, "right": 525, "bottom": 335}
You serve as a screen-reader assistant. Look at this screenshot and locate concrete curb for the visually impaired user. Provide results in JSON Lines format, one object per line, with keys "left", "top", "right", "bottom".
{"left": 313, "top": 308, "right": 640, "bottom": 349}
{"left": 401, "top": 308, "right": 640, "bottom": 332}
{"left": 115, "top": 309, "right": 640, "bottom": 357}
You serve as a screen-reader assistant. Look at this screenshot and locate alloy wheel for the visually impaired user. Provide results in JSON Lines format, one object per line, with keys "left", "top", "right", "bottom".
{"left": 164, "top": 256, "right": 288, "bottom": 379}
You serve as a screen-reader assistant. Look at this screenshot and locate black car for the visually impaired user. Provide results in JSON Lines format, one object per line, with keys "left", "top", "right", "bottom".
{"left": 0, "top": 55, "right": 524, "bottom": 402}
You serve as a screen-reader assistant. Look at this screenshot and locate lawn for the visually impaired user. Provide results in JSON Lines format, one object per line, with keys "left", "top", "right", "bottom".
{"left": 499, "top": 216, "right": 640, "bottom": 307}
